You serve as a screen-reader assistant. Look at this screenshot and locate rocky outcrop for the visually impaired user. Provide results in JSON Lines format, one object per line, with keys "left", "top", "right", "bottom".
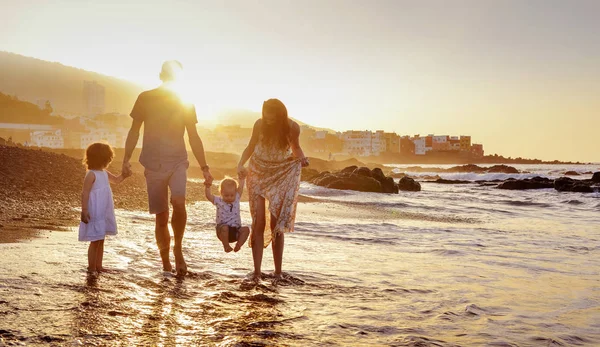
{"left": 496, "top": 175, "right": 599, "bottom": 193}
{"left": 593, "top": 172, "right": 600, "bottom": 183}
{"left": 397, "top": 177, "right": 421, "bottom": 192}
{"left": 497, "top": 177, "right": 554, "bottom": 190}
{"left": 301, "top": 168, "right": 320, "bottom": 182}
{"left": 554, "top": 177, "right": 594, "bottom": 193}
{"left": 310, "top": 166, "right": 404, "bottom": 193}
{"left": 564, "top": 171, "right": 580, "bottom": 176}
{"left": 435, "top": 178, "right": 472, "bottom": 184}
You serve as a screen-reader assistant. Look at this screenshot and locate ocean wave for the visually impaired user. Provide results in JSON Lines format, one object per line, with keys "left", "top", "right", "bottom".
{"left": 408, "top": 172, "right": 550, "bottom": 182}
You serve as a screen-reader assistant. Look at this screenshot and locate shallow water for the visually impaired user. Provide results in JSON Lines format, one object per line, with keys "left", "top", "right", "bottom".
{"left": 1, "top": 164, "right": 600, "bottom": 346}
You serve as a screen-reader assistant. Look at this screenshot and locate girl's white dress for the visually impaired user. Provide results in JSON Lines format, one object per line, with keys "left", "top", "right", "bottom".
{"left": 78, "top": 170, "right": 117, "bottom": 242}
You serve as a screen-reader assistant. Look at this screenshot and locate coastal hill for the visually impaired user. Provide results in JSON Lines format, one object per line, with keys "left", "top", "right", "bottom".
{"left": 0, "top": 51, "right": 143, "bottom": 116}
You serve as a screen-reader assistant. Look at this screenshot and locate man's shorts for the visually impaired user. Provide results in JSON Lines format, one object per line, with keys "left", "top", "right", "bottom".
{"left": 216, "top": 224, "right": 240, "bottom": 243}
{"left": 144, "top": 160, "right": 189, "bottom": 214}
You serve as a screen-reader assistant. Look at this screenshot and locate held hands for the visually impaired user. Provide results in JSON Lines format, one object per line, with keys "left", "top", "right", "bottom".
{"left": 122, "top": 161, "right": 133, "bottom": 178}
{"left": 237, "top": 165, "right": 248, "bottom": 179}
{"left": 81, "top": 209, "right": 91, "bottom": 224}
{"left": 203, "top": 167, "right": 214, "bottom": 186}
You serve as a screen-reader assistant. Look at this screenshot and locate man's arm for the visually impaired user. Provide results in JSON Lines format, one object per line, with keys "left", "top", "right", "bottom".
{"left": 122, "top": 118, "right": 143, "bottom": 175}
{"left": 186, "top": 123, "right": 213, "bottom": 184}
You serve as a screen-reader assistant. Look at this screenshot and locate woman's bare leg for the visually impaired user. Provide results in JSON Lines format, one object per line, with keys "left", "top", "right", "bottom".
{"left": 252, "top": 196, "right": 266, "bottom": 279}
{"left": 271, "top": 214, "right": 284, "bottom": 276}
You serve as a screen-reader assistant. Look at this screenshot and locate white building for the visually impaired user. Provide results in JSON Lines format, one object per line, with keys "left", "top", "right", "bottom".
{"left": 340, "top": 130, "right": 374, "bottom": 157}
{"left": 314, "top": 130, "right": 328, "bottom": 139}
{"left": 30, "top": 129, "right": 64, "bottom": 148}
{"left": 81, "top": 129, "right": 116, "bottom": 149}
{"left": 413, "top": 137, "right": 427, "bottom": 155}
{"left": 339, "top": 130, "right": 388, "bottom": 157}
{"left": 83, "top": 81, "right": 106, "bottom": 116}
{"left": 371, "top": 130, "right": 387, "bottom": 156}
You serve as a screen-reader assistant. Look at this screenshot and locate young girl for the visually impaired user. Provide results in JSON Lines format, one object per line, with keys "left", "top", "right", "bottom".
{"left": 204, "top": 174, "right": 251, "bottom": 253}
{"left": 79, "top": 142, "right": 128, "bottom": 275}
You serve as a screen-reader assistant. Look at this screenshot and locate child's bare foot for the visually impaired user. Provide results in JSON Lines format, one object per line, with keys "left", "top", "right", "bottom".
{"left": 224, "top": 244, "right": 234, "bottom": 253}
{"left": 234, "top": 227, "right": 250, "bottom": 252}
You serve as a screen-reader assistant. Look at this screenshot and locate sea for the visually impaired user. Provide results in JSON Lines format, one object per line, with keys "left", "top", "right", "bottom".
{"left": 1, "top": 164, "right": 599, "bottom": 346}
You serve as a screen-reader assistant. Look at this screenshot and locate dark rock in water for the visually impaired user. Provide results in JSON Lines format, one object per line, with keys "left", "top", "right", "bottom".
{"left": 381, "top": 176, "right": 397, "bottom": 193}
{"left": 487, "top": 165, "right": 519, "bottom": 174}
{"left": 398, "top": 176, "right": 421, "bottom": 192}
{"left": 327, "top": 174, "right": 382, "bottom": 192}
{"left": 564, "top": 171, "right": 580, "bottom": 176}
{"left": 593, "top": 172, "right": 600, "bottom": 183}
{"left": 341, "top": 166, "right": 358, "bottom": 174}
{"left": 353, "top": 166, "right": 372, "bottom": 177}
{"left": 371, "top": 167, "right": 386, "bottom": 181}
{"left": 554, "top": 176, "right": 595, "bottom": 193}
{"left": 310, "top": 165, "right": 401, "bottom": 193}
{"left": 498, "top": 177, "right": 554, "bottom": 190}
{"left": 435, "top": 178, "right": 472, "bottom": 184}
{"left": 554, "top": 177, "right": 575, "bottom": 191}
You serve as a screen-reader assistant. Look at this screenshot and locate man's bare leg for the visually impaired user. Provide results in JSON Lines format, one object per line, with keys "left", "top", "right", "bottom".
{"left": 171, "top": 196, "right": 187, "bottom": 276}
{"left": 155, "top": 211, "right": 172, "bottom": 272}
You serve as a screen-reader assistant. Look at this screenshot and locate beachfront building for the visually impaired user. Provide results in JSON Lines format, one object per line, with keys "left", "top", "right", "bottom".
{"left": 340, "top": 130, "right": 373, "bottom": 156}
{"left": 81, "top": 129, "right": 116, "bottom": 149}
{"left": 432, "top": 135, "right": 450, "bottom": 151}
{"left": 383, "top": 132, "right": 400, "bottom": 153}
{"left": 339, "top": 130, "right": 390, "bottom": 157}
{"left": 30, "top": 129, "right": 64, "bottom": 148}
{"left": 413, "top": 137, "right": 427, "bottom": 155}
{"left": 471, "top": 143, "right": 484, "bottom": 158}
{"left": 460, "top": 136, "right": 471, "bottom": 152}
{"left": 83, "top": 81, "right": 106, "bottom": 116}
{"left": 400, "top": 136, "right": 415, "bottom": 155}
{"left": 0, "top": 123, "right": 55, "bottom": 145}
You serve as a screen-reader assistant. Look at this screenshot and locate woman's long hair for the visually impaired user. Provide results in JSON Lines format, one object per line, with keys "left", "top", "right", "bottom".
{"left": 261, "top": 99, "right": 290, "bottom": 149}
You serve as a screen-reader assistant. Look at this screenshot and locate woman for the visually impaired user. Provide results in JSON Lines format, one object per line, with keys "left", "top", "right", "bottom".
{"left": 237, "top": 99, "right": 309, "bottom": 280}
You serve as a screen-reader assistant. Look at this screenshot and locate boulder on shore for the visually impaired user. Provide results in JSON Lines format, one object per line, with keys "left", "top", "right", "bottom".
{"left": 398, "top": 176, "right": 421, "bottom": 192}
{"left": 310, "top": 166, "right": 402, "bottom": 193}
{"left": 592, "top": 172, "right": 600, "bottom": 183}
{"left": 564, "top": 171, "right": 580, "bottom": 176}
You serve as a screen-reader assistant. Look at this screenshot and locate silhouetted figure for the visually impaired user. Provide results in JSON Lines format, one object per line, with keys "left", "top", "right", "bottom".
{"left": 122, "top": 61, "right": 213, "bottom": 276}
{"left": 237, "top": 99, "right": 309, "bottom": 281}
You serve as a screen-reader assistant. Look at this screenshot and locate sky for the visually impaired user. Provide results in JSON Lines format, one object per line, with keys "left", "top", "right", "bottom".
{"left": 1, "top": 0, "right": 599, "bottom": 162}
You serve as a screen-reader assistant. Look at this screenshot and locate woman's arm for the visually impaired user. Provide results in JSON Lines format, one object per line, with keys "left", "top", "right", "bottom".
{"left": 81, "top": 171, "right": 96, "bottom": 223}
{"left": 237, "top": 119, "right": 261, "bottom": 174}
{"left": 289, "top": 121, "right": 309, "bottom": 167}
{"left": 106, "top": 170, "right": 125, "bottom": 184}
{"left": 237, "top": 176, "right": 246, "bottom": 196}
{"left": 204, "top": 183, "right": 215, "bottom": 204}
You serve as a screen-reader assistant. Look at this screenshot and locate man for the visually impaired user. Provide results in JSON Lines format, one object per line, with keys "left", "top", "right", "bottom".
{"left": 122, "top": 60, "right": 213, "bottom": 276}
